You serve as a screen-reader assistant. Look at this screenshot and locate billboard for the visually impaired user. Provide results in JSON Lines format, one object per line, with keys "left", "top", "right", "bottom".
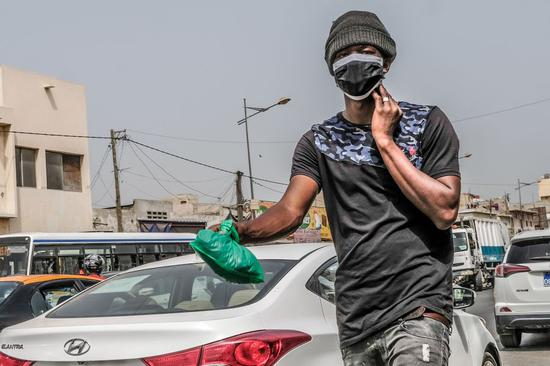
{"left": 255, "top": 201, "right": 332, "bottom": 242}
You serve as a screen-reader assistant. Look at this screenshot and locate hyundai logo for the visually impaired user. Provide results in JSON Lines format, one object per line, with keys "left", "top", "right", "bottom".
{"left": 64, "top": 339, "right": 90, "bottom": 356}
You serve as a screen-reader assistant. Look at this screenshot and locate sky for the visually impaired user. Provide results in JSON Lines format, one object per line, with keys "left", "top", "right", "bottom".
{"left": 1, "top": 0, "right": 549, "bottom": 207}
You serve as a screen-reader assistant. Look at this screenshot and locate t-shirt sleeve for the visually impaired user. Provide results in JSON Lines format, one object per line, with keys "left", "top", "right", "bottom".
{"left": 420, "top": 107, "right": 461, "bottom": 179}
{"left": 291, "top": 131, "right": 322, "bottom": 189}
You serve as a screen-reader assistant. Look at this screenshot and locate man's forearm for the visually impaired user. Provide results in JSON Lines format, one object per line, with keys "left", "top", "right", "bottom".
{"left": 236, "top": 201, "right": 305, "bottom": 244}
{"left": 375, "top": 137, "right": 459, "bottom": 229}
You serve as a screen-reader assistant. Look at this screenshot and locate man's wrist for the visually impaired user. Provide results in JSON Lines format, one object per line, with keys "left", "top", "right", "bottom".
{"left": 234, "top": 221, "right": 248, "bottom": 243}
{"left": 373, "top": 134, "right": 395, "bottom": 150}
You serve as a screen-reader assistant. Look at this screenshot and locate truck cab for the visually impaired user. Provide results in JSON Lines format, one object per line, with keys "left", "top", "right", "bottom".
{"left": 453, "top": 228, "right": 484, "bottom": 290}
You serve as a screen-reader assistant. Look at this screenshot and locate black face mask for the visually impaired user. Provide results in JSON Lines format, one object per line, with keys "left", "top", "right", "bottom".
{"left": 333, "top": 54, "right": 385, "bottom": 100}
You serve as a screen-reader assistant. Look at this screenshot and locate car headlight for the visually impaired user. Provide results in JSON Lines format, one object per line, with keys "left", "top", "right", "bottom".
{"left": 478, "top": 316, "right": 487, "bottom": 328}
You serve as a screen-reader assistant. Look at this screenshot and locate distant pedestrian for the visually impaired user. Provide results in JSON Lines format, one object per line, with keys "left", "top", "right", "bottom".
{"left": 213, "top": 10, "right": 460, "bottom": 366}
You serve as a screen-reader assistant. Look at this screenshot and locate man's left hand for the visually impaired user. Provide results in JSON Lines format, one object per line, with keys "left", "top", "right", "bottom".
{"left": 371, "top": 85, "right": 403, "bottom": 145}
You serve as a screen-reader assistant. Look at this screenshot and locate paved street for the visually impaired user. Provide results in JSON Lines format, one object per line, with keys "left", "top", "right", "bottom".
{"left": 467, "top": 289, "right": 550, "bottom": 366}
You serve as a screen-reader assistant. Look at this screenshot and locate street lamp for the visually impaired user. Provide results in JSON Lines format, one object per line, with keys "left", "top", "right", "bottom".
{"left": 458, "top": 153, "right": 472, "bottom": 160}
{"left": 236, "top": 97, "right": 291, "bottom": 202}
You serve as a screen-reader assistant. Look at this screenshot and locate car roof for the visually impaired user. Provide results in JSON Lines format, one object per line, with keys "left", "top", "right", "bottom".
{"left": 0, "top": 232, "right": 196, "bottom": 242}
{"left": 0, "top": 275, "right": 101, "bottom": 285}
{"left": 132, "top": 242, "right": 333, "bottom": 272}
{"left": 511, "top": 229, "right": 550, "bottom": 243}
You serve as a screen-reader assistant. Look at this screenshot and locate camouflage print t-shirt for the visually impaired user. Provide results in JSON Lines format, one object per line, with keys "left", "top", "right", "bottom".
{"left": 291, "top": 102, "right": 460, "bottom": 348}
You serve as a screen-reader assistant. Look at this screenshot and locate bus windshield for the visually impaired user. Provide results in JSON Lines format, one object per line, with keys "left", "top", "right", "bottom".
{"left": 453, "top": 232, "right": 469, "bottom": 252}
{"left": 0, "top": 237, "right": 30, "bottom": 276}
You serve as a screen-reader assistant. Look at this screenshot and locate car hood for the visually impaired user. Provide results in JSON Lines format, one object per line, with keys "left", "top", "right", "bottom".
{"left": 0, "top": 307, "right": 264, "bottom": 362}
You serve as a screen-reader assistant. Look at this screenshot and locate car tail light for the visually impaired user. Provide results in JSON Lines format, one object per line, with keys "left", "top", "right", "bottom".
{"left": 495, "top": 264, "right": 530, "bottom": 277}
{"left": 143, "top": 330, "right": 311, "bottom": 366}
{"left": 142, "top": 347, "right": 201, "bottom": 366}
{"left": 499, "top": 306, "right": 512, "bottom": 313}
{"left": 0, "top": 352, "right": 33, "bottom": 366}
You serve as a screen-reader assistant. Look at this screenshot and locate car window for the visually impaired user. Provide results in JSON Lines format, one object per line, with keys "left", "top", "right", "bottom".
{"left": 31, "top": 282, "right": 80, "bottom": 315}
{"left": 80, "top": 280, "right": 100, "bottom": 289}
{"left": 30, "top": 291, "right": 49, "bottom": 316}
{"left": 507, "top": 239, "right": 550, "bottom": 263}
{"left": 452, "top": 232, "right": 468, "bottom": 252}
{"left": 0, "top": 282, "right": 19, "bottom": 305}
{"left": 49, "top": 260, "right": 295, "bottom": 318}
{"left": 318, "top": 261, "right": 338, "bottom": 304}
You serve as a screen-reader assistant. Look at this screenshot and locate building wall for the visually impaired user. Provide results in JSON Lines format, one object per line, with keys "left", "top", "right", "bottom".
{"left": 93, "top": 196, "right": 229, "bottom": 232}
{"left": 539, "top": 176, "right": 550, "bottom": 201}
{"left": 0, "top": 65, "right": 92, "bottom": 233}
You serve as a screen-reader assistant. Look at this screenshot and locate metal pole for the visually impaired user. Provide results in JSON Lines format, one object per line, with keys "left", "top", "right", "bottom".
{"left": 517, "top": 179, "right": 523, "bottom": 230}
{"left": 111, "top": 129, "right": 123, "bottom": 232}
{"left": 243, "top": 98, "right": 255, "bottom": 200}
{"left": 236, "top": 171, "right": 244, "bottom": 222}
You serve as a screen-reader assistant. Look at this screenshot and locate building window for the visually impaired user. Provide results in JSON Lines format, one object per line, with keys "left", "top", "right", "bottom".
{"left": 46, "top": 151, "right": 82, "bottom": 192}
{"left": 15, "top": 147, "right": 37, "bottom": 188}
{"left": 147, "top": 211, "right": 168, "bottom": 220}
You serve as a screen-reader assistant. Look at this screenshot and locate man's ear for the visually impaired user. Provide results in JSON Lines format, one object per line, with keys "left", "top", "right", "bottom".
{"left": 383, "top": 59, "right": 392, "bottom": 74}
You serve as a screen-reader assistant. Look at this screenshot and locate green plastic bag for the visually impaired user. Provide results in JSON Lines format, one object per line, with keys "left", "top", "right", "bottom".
{"left": 190, "top": 220, "right": 264, "bottom": 284}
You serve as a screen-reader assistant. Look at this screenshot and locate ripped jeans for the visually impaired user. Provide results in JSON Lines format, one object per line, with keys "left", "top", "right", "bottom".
{"left": 341, "top": 317, "right": 451, "bottom": 366}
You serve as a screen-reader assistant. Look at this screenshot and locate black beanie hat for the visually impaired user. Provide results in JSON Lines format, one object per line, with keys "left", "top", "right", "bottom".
{"left": 325, "top": 10, "right": 396, "bottom": 75}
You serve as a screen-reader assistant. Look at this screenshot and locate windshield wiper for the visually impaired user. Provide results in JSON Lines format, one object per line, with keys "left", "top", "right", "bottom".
{"left": 528, "top": 256, "right": 550, "bottom": 261}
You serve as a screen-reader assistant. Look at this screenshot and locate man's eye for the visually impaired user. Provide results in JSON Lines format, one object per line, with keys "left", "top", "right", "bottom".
{"left": 336, "top": 53, "right": 348, "bottom": 60}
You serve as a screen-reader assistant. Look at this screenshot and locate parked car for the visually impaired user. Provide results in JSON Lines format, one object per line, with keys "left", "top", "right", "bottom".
{"left": 494, "top": 229, "right": 550, "bottom": 347}
{"left": 0, "top": 243, "right": 500, "bottom": 365}
{"left": 0, "top": 275, "right": 101, "bottom": 331}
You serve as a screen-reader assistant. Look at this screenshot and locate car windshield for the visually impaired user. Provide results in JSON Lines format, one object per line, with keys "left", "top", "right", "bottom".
{"left": 507, "top": 239, "right": 550, "bottom": 264}
{"left": 0, "top": 237, "right": 30, "bottom": 276}
{"left": 49, "top": 259, "right": 294, "bottom": 318}
{"left": 0, "top": 282, "right": 19, "bottom": 305}
{"left": 453, "top": 232, "right": 469, "bottom": 252}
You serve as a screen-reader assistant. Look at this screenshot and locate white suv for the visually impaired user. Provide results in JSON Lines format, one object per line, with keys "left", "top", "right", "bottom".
{"left": 494, "top": 229, "right": 550, "bottom": 347}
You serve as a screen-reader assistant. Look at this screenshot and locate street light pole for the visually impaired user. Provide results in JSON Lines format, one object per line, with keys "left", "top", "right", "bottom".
{"left": 236, "top": 96, "right": 291, "bottom": 212}
{"left": 243, "top": 98, "right": 255, "bottom": 201}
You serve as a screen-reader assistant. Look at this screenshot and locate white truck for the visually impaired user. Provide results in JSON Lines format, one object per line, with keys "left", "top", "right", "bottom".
{"left": 453, "top": 216, "right": 510, "bottom": 290}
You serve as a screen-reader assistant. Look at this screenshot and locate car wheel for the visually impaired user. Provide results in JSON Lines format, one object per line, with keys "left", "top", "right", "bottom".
{"left": 482, "top": 352, "right": 498, "bottom": 366}
{"left": 474, "top": 271, "right": 483, "bottom": 291}
{"left": 499, "top": 330, "right": 522, "bottom": 348}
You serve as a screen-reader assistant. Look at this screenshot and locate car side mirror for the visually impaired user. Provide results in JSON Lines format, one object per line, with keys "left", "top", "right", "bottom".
{"left": 453, "top": 287, "right": 475, "bottom": 309}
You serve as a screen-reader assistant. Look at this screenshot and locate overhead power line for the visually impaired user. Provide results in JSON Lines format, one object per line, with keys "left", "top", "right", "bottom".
{"left": 452, "top": 97, "right": 550, "bottom": 123}
{"left": 90, "top": 144, "right": 112, "bottom": 189}
{"left": 253, "top": 180, "right": 285, "bottom": 195}
{"left": 127, "top": 141, "right": 179, "bottom": 199}
{"left": 127, "top": 129, "right": 296, "bottom": 144}
{"left": 127, "top": 138, "right": 288, "bottom": 186}
{"left": 130, "top": 141, "right": 221, "bottom": 200}
{"left": 4, "top": 130, "right": 114, "bottom": 139}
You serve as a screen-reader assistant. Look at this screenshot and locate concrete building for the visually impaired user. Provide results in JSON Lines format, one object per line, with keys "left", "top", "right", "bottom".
{"left": 0, "top": 65, "right": 92, "bottom": 233}
{"left": 508, "top": 205, "right": 538, "bottom": 234}
{"left": 93, "top": 194, "right": 230, "bottom": 233}
{"left": 539, "top": 174, "right": 550, "bottom": 202}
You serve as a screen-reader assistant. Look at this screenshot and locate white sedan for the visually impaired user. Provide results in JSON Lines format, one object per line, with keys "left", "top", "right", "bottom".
{"left": 0, "top": 243, "right": 500, "bottom": 366}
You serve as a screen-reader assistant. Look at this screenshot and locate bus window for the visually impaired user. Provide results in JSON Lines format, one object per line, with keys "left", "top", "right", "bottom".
{"left": 58, "top": 248, "right": 83, "bottom": 274}
{"left": 113, "top": 244, "right": 137, "bottom": 271}
{"left": 138, "top": 244, "right": 160, "bottom": 265}
{"left": 160, "top": 243, "right": 183, "bottom": 259}
{"left": 0, "top": 243, "right": 29, "bottom": 276}
{"left": 32, "top": 247, "right": 57, "bottom": 274}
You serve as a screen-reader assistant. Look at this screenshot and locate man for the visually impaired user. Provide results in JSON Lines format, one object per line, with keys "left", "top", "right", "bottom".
{"left": 226, "top": 10, "right": 460, "bottom": 365}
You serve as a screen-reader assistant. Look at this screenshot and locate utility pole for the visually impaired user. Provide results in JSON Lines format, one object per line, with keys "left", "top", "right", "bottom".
{"left": 111, "top": 129, "right": 125, "bottom": 232}
{"left": 243, "top": 98, "right": 255, "bottom": 201}
{"left": 235, "top": 171, "right": 244, "bottom": 222}
{"left": 517, "top": 179, "right": 523, "bottom": 230}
